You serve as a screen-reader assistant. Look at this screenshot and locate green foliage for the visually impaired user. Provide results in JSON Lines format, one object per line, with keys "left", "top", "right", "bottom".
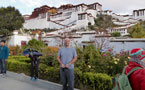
{"left": 7, "top": 59, "right": 30, "bottom": 75}
{"left": 139, "top": 21, "right": 145, "bottom": 30}
{"left": 39, "top": 64, "right": 60, "bottom": 83}
{"left": 75, "top": 45, "right": 129, "bottom": 76}
{"left": 88, "top": 25, "right": 95, "bottom": 30}
{"left": 103, "top": 51, "right": 129, "bottom": 76}
{"left": 9, "top": 45, "right": 23, "bottom": 55}
{"left": 83, "top": 72, "right": 112, "bottom": 90}
{"left": 7, "top": 56, "right": 112, "bottom": 90}
{"left": 111, "top": 32, "right": 121, "bottom": 37}
{"left": 40, "top": 53, "right": 58, "bottom": 67}
{"left": 40, "top": 47, "right": 59, "bottom": 67}
{"left": 25, "top": 39, "right": 46, "bottom": 52}
{"left": 76, "top": 45, "right": 102, "bottom": 73}
{"left": 129, "top": 24, "right": 145, "bottom": 38}
{"left": 8, "top": 56, "right": 31, "bottom": 63}
{"left": 94, "top": 14, "right": 116, "bottom": 29}
{"left": 0, "top": 6, "right": 24, "bottom": 36}
{"left": 7, "top": 44, "right": 131, "bottom": 89}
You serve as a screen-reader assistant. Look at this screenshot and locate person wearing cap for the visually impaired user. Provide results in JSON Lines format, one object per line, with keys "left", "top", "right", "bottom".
{"left": 125, "top": 48, "right": 145, "bottom": 90}
{"left": 23, "top": 48, "right": 42, "bottom": 82}
{"left": 0, "top": 40, "right": 9, "bottom": 77}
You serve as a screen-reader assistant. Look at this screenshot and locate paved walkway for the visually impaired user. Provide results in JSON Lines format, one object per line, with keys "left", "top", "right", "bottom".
{"left": 0, "top": 76, "right": 46, "bottom": 90}
{"left": 0, "top": 72, "right": 79, "bottom": 90}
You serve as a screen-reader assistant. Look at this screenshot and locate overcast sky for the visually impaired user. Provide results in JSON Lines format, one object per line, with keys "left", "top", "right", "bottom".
{"left": 0, "top": 0, "right": 145, "bottom": 15}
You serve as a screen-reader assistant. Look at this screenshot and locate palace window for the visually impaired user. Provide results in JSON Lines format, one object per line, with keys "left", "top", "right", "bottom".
{"left": 41, "top": 13, "right": 46, "bottom": 18}
{"left": 78, "top": 14, "right": 86, "bottom": 20}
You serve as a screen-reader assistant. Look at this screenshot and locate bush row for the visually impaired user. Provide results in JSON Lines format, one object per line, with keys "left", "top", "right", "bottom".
{"left": 7, "top": 57, "right": 112, "bottom": 90}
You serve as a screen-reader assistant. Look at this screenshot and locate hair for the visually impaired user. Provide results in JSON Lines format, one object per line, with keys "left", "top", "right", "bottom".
{"left": 65, "top": 38, "right": 70, "bottom": 41}
{"left": 1, "top": 40, "right": 6, "bottom": 43}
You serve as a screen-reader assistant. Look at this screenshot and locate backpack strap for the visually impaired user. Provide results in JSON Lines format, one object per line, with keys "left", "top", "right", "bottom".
{"left": 122, "top": 66, "right": 127, "bottom": 74}
{"left": 29, "top": 48, "right": 33, "bottom": 57}
{"left": 127, "top": 67, "right": 142, "bottom": 76}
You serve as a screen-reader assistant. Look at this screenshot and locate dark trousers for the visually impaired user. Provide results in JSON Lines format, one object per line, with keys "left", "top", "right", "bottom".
{"left": 30, "top": 59, "right": 39, "bottom": 79}
{"left": 60, "top": 68, "right": 74, "bottom": 90}
{"left": 0, "top": 59, "right": 6, "bottom": 74}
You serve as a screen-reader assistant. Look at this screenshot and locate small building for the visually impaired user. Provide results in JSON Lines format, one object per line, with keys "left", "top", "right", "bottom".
{"left": 133, "top": 9, "right": 145, "bottom": 21}
{"left": 107, "top": 24, "right": 135, "bottom": 36}
{"left": 8, "top": 31, "right": 32, "bottom": 46}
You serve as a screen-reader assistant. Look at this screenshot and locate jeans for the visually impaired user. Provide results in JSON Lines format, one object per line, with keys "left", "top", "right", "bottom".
{"left": 0, "top": 59, "right": 7, "bottom": 74}
{"left": 60, "top": 68, "right": 74, "bottom": 90}
{"left": 30, "top": 59, "right": 39, "bottom": 79}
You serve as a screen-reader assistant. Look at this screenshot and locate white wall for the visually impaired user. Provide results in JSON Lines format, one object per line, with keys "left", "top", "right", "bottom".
{"left": 86, "top": 9, "right": 97, "bottom": 17}
{"left": 8, "top": 35, "right": 32, "bottom": 46}
{"left": 23, "top": 17, "right": 64, "bottom": 29}
{"left": 109, "top": 41, "right": 145, "bottom": 53}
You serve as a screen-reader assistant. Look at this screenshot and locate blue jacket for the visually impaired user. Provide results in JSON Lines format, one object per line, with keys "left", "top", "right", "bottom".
{"left": 0, "top": 45, "right": 9, "bottom": 59}
{"left": 23, "top": 48, "right": 42, "bottom": 56}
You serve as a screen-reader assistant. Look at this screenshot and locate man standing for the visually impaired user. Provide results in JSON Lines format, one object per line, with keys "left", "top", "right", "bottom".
{"left": 0, "top": 40, "right": 9, "bottom": 77}
{"left": 57, "top": 38, "right": 77, "bottom": 90}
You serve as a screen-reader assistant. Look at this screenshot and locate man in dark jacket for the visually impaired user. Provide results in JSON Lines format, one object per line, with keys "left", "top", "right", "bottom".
{"left": 0, "top": 40, "right": 9, "bottom": 77}
{"left": 23, "top": 48, "right": 42, "bottom": 82}
{"left": 125, "top": 48, "right": 145, "bottom": 90}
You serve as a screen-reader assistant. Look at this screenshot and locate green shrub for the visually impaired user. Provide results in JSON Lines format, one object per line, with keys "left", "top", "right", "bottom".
{"left": 7, "top": 56, "right": 112, "bottom": 90}
{"left": 83, "top": 73, "right": 112, "bottom": 90}
{"left": 111, "top": 32, "right": 121, "bottom": 37}
{"left": 8, "top": 56, "right": 31, "bottom": 63}
{"left": 39, "top": 64, "right": 60, "bottom": 83}
{"left": 7, "top": 60, "right": 30, "bottom": 75}
{"left": 75, "top": 45, "right": 129, "bottom": 76}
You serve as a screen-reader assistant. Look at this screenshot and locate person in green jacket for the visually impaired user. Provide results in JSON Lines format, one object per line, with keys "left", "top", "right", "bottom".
{"left": 0, "top": 40, "right": 9, "bottom": 77}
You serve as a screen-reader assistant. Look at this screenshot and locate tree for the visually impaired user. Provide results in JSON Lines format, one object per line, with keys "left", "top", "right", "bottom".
{"left": 129, "top": 24, "right": 145, "bottom": 38}
{"left": 111, "top": 32, "right": 121, "bottom": 37}
{"left": 94, "top": 14, "right": 115, "bottom": 30}
{"left": 25, "top": 39, "right": 46, "bottom": 52}
{"left": 139, "top": 21, "right": 145, "bottom": 32}
{"left": 0, "top": 6, "right": 24, "bottom": 38}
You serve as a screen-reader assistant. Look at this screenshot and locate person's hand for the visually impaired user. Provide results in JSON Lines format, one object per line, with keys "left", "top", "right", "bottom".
{"left": 65, "top": 64, "right": 71, "bottom": 68}
{"left": 25, "top": 54, "right": 29, "bottom": 57}
{"left": 61, "top": 64, "right": 65, "bottom": 68}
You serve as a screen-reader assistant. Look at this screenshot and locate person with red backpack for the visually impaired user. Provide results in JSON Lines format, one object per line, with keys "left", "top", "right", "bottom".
{"left": 125, "top": 48, "right": 145, "bottom": 90}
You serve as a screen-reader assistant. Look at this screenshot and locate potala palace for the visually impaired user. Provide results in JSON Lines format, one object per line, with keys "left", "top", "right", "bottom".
{"left": 23, "top": 2, "right": 145, "bottom": 34}
{"left": 4, "top": 2, "right": 145, "bottom": 52}
{"left": 23, "top": 3, "right": 102, "bottom": 30}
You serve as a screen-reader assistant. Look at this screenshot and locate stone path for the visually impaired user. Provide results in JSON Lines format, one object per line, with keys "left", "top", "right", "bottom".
{"left": 0, "top": 76, "right": 47, "bottom": 90}
{"left": 0, "top": 72, "right": 79, "bottom": 90}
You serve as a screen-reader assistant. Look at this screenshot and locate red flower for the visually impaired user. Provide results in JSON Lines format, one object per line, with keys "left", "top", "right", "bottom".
{"left": 48, "top": 53, "right": 52, "bottom": 56}
{"left": 108, "top": 49, "right": 112, "bottom": 52}
{"left": 103, "top": 54, "right": 107, "bottom": 56}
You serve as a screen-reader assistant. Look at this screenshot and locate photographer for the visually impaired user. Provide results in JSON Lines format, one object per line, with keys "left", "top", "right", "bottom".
{"left": 23, "top": 48, "right": 42, "bottom": 82}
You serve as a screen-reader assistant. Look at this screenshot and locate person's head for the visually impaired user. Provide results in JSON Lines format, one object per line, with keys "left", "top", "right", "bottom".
{"left": 1, "top": 40, "right": 6, "bottom": 46}
{"left": 64, "top": 38, "right": 70, "bottom": 47}
{"left": 130, "top": 48, "right": 145, "bottom": 63}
